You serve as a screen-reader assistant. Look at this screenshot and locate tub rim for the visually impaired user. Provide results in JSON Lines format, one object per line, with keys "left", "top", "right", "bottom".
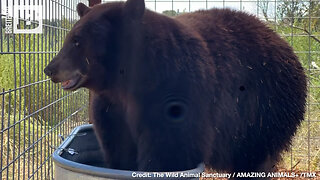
{"left": 53, "top": 124, "right": 205, "bottom": 179}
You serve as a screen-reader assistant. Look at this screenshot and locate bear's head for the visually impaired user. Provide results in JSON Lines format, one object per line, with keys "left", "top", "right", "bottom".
{"left": 44, "top": 0, "right": 145, "bottom": 91}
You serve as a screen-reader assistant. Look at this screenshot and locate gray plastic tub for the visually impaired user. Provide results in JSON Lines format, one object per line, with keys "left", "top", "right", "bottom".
{"left": 53, "top": 124, "right": 205, "bottom": 180}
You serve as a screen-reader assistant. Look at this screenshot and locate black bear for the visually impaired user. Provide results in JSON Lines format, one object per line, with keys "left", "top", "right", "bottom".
{"left": 44, "top": 0, "right": 307, "bottom": 173}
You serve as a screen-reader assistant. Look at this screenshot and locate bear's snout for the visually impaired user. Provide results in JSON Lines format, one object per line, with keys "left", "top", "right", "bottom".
{"left": 44, "top": 57, "right": 60, "bottom": 77}
{"left": 44, "top": 66, "right": 54, "bottom": 76}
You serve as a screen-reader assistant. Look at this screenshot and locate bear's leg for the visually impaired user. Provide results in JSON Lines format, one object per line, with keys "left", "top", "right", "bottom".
{"left": 134, "top": 98, "right": 211, "bottom": 172}
{"left": 135, "top": 125, "right": 204, "bottom": 171}
{"left": 91, "top": 93, "right": 137, "bottom": 170}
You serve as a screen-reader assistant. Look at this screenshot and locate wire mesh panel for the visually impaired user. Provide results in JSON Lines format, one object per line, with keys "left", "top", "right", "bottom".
{"left": 0, "top": 0, "right": 319, "bottom": 179}
{"left": 0, "top": 0, "right": 89, "bottom": 179}
{"left": 100, "top": 0, "right": 320, "bottom": 171}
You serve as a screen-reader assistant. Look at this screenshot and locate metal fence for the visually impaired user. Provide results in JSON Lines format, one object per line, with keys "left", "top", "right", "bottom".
{"left": 0, "top": 0, "right": 319, "bottom": 180}
{"left": 0, "top": 0, "right": 89, "bottom": 179}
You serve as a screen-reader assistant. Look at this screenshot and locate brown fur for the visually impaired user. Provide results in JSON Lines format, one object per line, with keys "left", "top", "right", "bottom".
{"left": 44, "top": 0, "right": 307, "bottom": 173}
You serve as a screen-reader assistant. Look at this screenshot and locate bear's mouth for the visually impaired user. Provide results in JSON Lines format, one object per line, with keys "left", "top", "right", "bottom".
{"left": 61, "top": 76, "right": 81, "bottom": 90}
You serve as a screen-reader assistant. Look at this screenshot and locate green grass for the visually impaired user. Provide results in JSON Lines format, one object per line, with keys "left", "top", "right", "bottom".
{"left": 0, "top": 89, "right": 88, "bottom": 179}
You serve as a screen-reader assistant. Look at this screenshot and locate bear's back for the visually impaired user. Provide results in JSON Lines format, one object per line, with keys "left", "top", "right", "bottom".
{"left": 176, "top": 8, "right": 306, "bottom": 171}
{"left": 175, "top": 9, "right": 296, "bottom": 67}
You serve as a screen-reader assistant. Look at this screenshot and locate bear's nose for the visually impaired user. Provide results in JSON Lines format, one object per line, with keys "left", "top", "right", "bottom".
{"left": 44, "top": 67, "right": 53, "bottom": 76}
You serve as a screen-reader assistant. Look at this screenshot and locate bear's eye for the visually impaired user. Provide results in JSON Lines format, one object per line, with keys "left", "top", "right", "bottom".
{"left": 73, "top": 39, "right": 80, "bottom": 47}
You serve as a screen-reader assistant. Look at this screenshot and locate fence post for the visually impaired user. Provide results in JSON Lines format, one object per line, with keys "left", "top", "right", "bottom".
{"left": 88, "top": 0, "right": 101, "bottom": 124}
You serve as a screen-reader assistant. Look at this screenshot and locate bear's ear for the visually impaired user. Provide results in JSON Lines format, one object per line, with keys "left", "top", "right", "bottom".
{"left": 124, "top": 0, "right": 145, "bottom": 21}
{"left": 77, "top": 3, "right": 90, "bottom": 17}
